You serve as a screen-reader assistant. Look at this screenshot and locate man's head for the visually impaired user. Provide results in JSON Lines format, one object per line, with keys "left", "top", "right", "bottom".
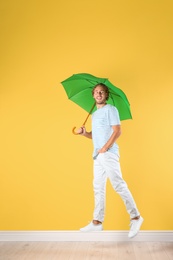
{"left": 92, "top": 83, "right": 109, "bottom": 101}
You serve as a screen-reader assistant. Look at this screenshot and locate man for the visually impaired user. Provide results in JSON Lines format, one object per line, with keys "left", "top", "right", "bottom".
{"left": 77, "top": 83, "right": 143, "bottom": 238}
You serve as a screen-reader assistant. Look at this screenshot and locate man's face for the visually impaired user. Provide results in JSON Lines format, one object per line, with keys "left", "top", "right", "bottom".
{"left": 93, "top": 86, "right": 108, "bottom": 105}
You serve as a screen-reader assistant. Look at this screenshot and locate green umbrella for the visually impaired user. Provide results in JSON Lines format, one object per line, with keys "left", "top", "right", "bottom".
{"left": 61, "top": 73, "right": 132, "bottom": 134}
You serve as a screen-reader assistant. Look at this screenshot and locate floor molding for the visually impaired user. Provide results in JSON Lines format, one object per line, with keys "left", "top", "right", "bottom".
{"left": 0, "top": 231, "right": 173, "bottom": 242}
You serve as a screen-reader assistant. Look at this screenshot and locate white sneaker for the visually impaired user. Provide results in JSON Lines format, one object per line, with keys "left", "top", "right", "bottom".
{"left": 80, "top": 222, "right": 103, "bottom": 232}
{"left": 128, "top": 216, "right": 144, "bottom": 238}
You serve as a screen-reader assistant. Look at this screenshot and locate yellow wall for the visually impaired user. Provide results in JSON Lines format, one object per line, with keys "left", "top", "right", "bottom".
{"left": 1, "top": 0, "right": 173, "bottom": 230}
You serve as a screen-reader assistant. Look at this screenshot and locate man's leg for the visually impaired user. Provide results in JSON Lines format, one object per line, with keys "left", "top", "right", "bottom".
{"left": 80, "top": 156, "right": 106, "bottom": 231}
{"left": 102, "top": 152, "right": 140, "bottom": 218}
{"left": 93, "top": 157, "right": 107, "bottom": 223}
{"left": 99, "top": 152, "right": 143, "bottom": 238}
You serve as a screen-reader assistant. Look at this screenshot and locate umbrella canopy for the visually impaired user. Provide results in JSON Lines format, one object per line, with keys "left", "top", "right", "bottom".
{"left": 61, "top": 73, "right": 132, "bottom": 121}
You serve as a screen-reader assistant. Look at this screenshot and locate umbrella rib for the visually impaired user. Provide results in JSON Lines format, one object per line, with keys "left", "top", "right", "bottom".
{"left": 68, "top": 86, "right": 93, "bottom": 99}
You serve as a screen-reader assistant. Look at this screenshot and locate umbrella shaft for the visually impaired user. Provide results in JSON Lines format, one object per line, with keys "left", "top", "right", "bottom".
{"left": 83, "top": 102, "right": 95, "bottom": 126}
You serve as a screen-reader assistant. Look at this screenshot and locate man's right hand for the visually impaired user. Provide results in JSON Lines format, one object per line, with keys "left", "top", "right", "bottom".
{"left": 76, "top": 126, "right": 85, "bottom": 135}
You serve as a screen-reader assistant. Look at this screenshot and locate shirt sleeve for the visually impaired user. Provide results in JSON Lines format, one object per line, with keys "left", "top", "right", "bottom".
{"left": 108, "top": 106, "right": 121, "bottom": 126}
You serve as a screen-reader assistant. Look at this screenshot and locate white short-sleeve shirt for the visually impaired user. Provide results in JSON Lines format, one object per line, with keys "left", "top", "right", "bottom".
{"left": 92, "top": 104, "right": 120, "bottom": 158}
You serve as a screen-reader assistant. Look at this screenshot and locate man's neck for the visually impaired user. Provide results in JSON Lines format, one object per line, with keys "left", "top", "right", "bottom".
{"left": 96, "top": 103, "right": 107, "bottom": 109}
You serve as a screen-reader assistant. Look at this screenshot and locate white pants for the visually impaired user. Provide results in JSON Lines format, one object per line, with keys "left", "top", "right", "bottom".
{"left": 93, "top": 151, "right": 140, "bottom": 222}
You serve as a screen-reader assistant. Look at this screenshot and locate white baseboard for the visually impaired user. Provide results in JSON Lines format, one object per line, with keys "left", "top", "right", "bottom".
{"left": 0, "top": 231, "right": 173, "bottom": 242}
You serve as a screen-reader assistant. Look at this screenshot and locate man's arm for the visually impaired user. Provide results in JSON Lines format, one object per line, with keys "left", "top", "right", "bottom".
{"left": 76, "top": 126, "right": 92, "bottom": 139}
{"left": 98, "top": 125, "right": 121, "bottom": 153}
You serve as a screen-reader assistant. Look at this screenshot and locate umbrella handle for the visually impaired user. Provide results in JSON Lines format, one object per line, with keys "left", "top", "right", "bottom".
{"left": 72, "top": 127, "right": 79, "bottom": 135}
{"left": 72, "top": 102, "right": 96, "bottom": 135}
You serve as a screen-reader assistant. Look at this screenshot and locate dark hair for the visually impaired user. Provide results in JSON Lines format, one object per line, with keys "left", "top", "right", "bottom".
{"left": 92, "top": 83, "right": 109, "bottom": 100}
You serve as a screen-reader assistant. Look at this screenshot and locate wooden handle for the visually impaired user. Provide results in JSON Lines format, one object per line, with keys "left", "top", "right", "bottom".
{"left": 72, "top": 102, "right": 96, "bottom": 135}
{"left": 72, "top": 127, "right": 79, "bottom": 135}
